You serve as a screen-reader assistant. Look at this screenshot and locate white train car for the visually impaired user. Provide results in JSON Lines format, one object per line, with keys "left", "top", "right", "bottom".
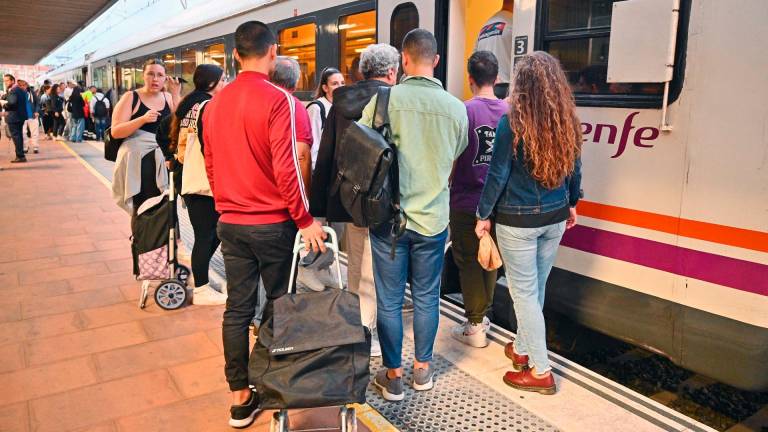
{"left": 43, "top": 0, "right": 768, "bottom": 390}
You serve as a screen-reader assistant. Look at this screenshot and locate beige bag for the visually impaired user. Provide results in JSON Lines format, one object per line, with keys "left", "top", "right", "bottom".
{"left": 477, "top": 233, "right": 503, "bottom": 271}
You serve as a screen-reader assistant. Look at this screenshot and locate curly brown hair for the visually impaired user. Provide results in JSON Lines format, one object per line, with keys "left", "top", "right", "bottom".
{"left": 509, "top": 51, "right": 582, "bottom": 189}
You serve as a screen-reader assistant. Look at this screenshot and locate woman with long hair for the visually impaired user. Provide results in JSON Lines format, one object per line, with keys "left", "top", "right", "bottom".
{"left": 475, "top": 51, "right": 582, "bottom": 395}
{"left": 49, "top": 84, "right": 65, "bottom": 138}
{"left": 169, "top": 64, "right": 227, "bottom": 305}
{"left": 111, "top": 58, "right": 180, "bottom": 213}
{"left": 39, "top": 85, "right": 53, "bottom": 139}
{"left": 306, "top": 67, "right": 344, "bottom": 169}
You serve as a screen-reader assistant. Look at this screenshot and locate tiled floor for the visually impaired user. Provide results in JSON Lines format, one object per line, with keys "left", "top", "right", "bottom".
{"left": 0, "top": 137, "right": 374, "bottom": 432}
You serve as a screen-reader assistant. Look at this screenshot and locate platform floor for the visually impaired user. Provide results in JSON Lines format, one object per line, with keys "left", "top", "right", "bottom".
{"left": 0, "top": 136, "right": 712, "bottom": 432}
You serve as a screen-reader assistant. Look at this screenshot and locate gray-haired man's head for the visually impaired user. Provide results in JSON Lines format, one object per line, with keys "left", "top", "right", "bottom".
{"left": 270, "top": 56, "right": 301, "bottom": 92}
{"left": 359, "top": 43, "right": 400, "bottom": 81}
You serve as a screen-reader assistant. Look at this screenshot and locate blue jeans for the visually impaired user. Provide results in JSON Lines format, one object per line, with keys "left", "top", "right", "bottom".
{"left": 370, "top": 224, "right": 448, "bottom": 369}
{"left": 495, "top": 221, "right": 566, "bottom": 374}
{"left": 94, "top": 117, "right": 108, "bottom": 141}
{"left": 69, "top": 117, "right": 84, "bottom": 142}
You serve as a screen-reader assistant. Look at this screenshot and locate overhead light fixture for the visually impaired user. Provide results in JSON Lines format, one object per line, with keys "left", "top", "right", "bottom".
{"left": 338, "top": 23, "right": 357, "bottom": 30}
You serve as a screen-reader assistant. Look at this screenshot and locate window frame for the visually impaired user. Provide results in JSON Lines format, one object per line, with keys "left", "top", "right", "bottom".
{"left": 534, "top": 0, "right": 692, "bottom": 109}
{"left": 274, "top": 17, "right": 319, "bottom": 100}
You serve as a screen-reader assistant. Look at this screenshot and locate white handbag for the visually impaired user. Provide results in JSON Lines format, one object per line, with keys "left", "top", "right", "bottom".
{"left": 180, "top": 100, "right": 212, "bottom": 197}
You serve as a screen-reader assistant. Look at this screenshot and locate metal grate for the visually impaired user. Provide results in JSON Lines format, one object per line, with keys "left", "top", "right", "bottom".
{"left": 366, "top": 341, "right": 558, "bottom": 432}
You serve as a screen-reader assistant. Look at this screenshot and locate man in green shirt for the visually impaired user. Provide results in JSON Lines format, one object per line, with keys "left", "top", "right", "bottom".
{"left": 361, "top": 29, "right": 468, "bottom": 402}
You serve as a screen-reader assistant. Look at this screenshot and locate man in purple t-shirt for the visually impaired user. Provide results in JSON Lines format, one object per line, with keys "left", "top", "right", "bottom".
{"left": 450, "top": 51, "right": 508, "bottom": 348}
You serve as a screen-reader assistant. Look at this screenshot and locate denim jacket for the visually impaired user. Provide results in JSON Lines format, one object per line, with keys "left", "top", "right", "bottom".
{"left": 477, "top": 115, "right": 582, "bottom": 220}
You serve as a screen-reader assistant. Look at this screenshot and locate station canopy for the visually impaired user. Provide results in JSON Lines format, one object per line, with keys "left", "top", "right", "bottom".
{"left": 0, "top": 0, "right": 117, "bottom": 65}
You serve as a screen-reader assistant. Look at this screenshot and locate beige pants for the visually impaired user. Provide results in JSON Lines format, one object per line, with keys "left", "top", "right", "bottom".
{"left": 345, "top": 224, "right": 376, "bottom": 330}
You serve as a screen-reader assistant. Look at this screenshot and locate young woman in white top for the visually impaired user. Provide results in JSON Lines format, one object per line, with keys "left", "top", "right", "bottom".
{"left": 306, "top": 67, "right": 345, "bottom": 169}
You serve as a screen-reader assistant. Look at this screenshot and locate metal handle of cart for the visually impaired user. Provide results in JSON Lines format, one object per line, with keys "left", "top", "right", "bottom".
{"left": 167, "top": 167, "right": 177, "bottom": 278}
{"left": 286, "top": 226, "right": 344, "bottom": 294}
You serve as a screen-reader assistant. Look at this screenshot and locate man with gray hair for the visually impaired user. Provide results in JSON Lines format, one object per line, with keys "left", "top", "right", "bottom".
{"left": 269, "top": 56, "right": 313, "bottom": 192}
{"left": 310, "top": 43, "right": 400, "bottom": 358}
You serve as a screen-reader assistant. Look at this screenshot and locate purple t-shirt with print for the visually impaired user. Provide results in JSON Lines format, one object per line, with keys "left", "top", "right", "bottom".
{"left": 450, "top": 97, "right": 509, "bottom": 213}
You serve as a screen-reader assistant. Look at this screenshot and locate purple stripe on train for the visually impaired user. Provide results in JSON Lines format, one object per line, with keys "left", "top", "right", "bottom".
{"left": 560, "top": 225, "right": 768, "bottom": 296}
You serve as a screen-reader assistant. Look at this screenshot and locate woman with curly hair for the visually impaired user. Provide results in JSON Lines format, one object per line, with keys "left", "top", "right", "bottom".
{"left": 475, "top": 51, "right": 582, "bottom": 395}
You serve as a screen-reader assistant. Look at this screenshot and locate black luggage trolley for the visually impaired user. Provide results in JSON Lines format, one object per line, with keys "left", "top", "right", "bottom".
{"left": 268, "top": 226, "right": 359, "bottom": 432}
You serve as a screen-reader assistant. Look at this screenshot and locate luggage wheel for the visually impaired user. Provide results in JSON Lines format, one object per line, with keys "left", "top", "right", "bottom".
{"left": 154, "top": 280, "right": 187, "bottom": 310}
{"left": 268, "top": 406, "right": 356, "bottom": 432}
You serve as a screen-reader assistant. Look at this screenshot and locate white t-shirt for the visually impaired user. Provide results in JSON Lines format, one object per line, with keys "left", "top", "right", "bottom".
{"left": 475, "top": 10, "right": 514, "bottom": 83}
{"left": 306, "top": 96, "right": 332, "bottom": 170}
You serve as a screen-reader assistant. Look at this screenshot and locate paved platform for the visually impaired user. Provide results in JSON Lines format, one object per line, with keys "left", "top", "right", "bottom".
{"left": 0, "top": 136, "right": 713, "bottom": 432}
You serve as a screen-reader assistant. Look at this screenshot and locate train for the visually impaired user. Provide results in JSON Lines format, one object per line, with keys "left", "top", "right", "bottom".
{"left": 43, "top": 0, "right": 768, "bottom": 391}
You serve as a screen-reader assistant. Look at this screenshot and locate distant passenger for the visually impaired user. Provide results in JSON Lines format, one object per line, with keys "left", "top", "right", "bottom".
{"left": 168, "top": 64, "right": 227, "bottom": 306}
{"left": 310, "top": 42, "right": 401, "bottom": 359}
{"left": 110, "top": 58, "right": 181, "bottom": 213}
{"left": 1, "top": 74, "right": 29, "bottom": 163}
{"left": 349, "top": 55, "right": 364, "bottom": 83}
{"left": 475, "top": 0, "right": 514, "bottom": 99}
{"left": 49, "top": 84, "right": 65, "bottom": 139}
{"left": 307, "top": 67, "right": 344, "bottom": 169}
{"left": 39, "top": 84, "right": 53, "bottom": 140}
{"left": 450, "top": 51, "right": 508, "bottom": 348}
{"left": 89, "top": 87, "right": 110, "bottom": 141}
{"left": 17, "top": 79, "right": 41, "bottom": 154}
{"left": 476, "top": 51, "right": 582, "bottom": 395}
{"left": 62, "top": 80, "right": 75, "bottom": 138}
{"left": 201, "top": 20, "right": 326, "bottom": 428}
{"left": 361, "top": 29, "right": 468, "bottom": 402}
{"left": 67, "top": 86, "right": 86, "bottom": 142}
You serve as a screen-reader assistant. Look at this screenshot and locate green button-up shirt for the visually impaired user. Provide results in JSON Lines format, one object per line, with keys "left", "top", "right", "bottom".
{"left": 359, "top": 76, "right": 468, "bottom": 236}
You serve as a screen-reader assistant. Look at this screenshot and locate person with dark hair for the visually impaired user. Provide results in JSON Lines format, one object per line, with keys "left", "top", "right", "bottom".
{"left": 449, "top": 50, "right": 507, "bottom": 348}
{"left": 202, "top": 20, "right": 327, "bottom": 428}
{"left": 361, "top": 29, "right": 468, "bottom": 402}
{"left": 67, "top": 86, "right": 86, "bottom": 142}
{"left": 89, "top": 87, "right": 110, "bottom": 141}
{"left": 307, "top": 67, "right": 344, "bottom": 169}
{"left": 310, "top": 43, "right": 400, "bottom": 358}
{"left": 39, "top": 84, "right": 53, "bottom": 139}
{"left": 110, "top": 58, "right": 181, "bottom": 213}
{"left": 166, "top": 64, "right": 228, "bottom": 306}
{"left": 49, "top": 84, "right": 65, "bottom": 138}
{"left": 17, "top": 80, "right": 41, "bottom": 154}
{"left": 2, "top": 74, "right": 29, "bottom": 162}
{"left": 476, "top": 51, "right": 582, "bottom": 395}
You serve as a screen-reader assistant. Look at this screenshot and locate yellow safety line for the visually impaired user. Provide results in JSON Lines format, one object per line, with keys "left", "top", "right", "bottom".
{"left": 349, "top": 403, "right": 399, "bottom": 432}
{"left": 57, "top": 139, "right": 112, "bottom": 191}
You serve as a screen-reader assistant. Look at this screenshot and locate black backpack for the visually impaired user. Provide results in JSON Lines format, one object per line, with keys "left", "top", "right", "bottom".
{"left": 93, "top": 95, "right": 108, "bottom": 118}
{"left": 333, "top": 87, "right": 405, "bottom": 255}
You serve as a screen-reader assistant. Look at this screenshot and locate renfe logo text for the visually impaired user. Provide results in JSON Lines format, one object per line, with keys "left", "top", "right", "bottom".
{"left": 581, "top": 112, "right": 660, "bottom": 159}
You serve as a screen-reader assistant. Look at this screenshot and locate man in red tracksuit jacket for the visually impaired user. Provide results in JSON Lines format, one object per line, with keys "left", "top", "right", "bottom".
{"left": 202, "top": 21, "right": 327, "bottom": 428}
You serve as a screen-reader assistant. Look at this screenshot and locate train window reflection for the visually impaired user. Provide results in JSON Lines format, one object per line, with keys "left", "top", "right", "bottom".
{"left": 339, "top": 10, "right": 376, "bottom": 84}
{"left": 279, "top": 23, "right": 316, "bottom": 91}
{"left": 390, "top": 3, "right": 418, "bottom": 51}
{"left": 182, "top": 47, "right": 197, "bottom": 95}
{"left": 203, "top": 43, "right": 227, "bottom": 74}
{"left": 542, "top": 0, "right": 663, "bottom": 97}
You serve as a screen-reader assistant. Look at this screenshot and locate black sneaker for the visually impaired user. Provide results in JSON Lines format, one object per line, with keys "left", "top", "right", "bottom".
{"left": 229, "top": 391, "right": 261, "bottom": 428}
{"left": 10, "top": 157, "right": 27, "bottom": 163}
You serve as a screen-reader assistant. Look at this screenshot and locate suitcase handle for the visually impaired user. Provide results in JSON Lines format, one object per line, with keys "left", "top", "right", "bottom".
{"left": 287, "top": 226, "right": 344, "bottom": 293}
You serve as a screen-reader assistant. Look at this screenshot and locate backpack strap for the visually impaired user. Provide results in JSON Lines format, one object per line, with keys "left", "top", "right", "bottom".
{"left": 308, "top": 100, "right": 326, "bottom": 126}
{"left": 372, "top": 86, "right": 405, "bottom": 259}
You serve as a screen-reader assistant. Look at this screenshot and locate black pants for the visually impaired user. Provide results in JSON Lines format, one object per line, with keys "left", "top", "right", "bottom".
{"left": 184, "top": 194, "right": 220, "bottom": 287}
{"left": 42, "top": 113, "right": 53, "bottom": 135}
{"left": 52, "top": 114, "right": 65, "bottom": 137}
{"left": 8, "top": 121, "right": 24, "bottom": 158}
{"left": 218, "top": 220, "right": 297, "bottom": 391}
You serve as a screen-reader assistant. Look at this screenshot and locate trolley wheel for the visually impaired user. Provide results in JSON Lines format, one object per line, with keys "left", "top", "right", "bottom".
{"left": 340, "top": 406, "right": 357, "bottom": 432}
{"left": 269, "top": 410, "right": 289, "bottom": 432}
{"left": 175, "top": 264, "right": 191, "bottom": 285}
{"left": 154, "top": 280, "right": 187, "bottom": 310}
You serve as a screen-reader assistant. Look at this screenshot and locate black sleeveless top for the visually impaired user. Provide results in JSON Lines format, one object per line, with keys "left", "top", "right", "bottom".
{"left": 131, "top": 92, "right": 171, "bottom": 134}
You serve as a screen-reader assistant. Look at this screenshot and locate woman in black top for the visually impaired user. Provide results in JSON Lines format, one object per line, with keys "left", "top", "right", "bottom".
{"left": 67, "top": 87, "right": 86, "bottom": 142}
{"left": 110, "top": 58, "right": 180, "bottom": 213}
{"left": 49, "top": 84, "right": 65, "bottom": 138}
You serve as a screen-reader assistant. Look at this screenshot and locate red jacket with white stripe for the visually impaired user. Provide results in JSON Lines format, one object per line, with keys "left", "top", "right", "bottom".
{"left": 202, "top": 71, "right": 313, "bottom": 229}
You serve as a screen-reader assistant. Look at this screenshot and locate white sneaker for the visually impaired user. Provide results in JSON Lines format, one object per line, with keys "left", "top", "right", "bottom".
{"left": 370, "top": 335, "right": 382, "bottom": 357}
{"left": 451, "top": 321, "right": 489, "bottom": 348}
{"left": 192, "top": 284, "right": 227, "bottom": 305}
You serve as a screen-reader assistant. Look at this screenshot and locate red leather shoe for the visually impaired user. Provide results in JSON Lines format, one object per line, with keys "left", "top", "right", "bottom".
{"left": 503, "top": 369, "right": 556, "bottom": 395}
{"left": 504, "top": 342, "right": 529, "bottom": 371}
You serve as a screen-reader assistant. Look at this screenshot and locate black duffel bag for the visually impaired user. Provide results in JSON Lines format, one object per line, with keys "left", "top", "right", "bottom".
{"left": 249, "top": 231, "right": 371, "bottom": 409}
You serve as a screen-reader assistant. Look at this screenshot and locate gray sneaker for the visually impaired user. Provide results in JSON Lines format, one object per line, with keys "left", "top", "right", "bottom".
{"left": 373, "top": 369, "right": 404, "bottom": 401}
{"left": 411, "top": 365, "right": 434, "bottom": 391}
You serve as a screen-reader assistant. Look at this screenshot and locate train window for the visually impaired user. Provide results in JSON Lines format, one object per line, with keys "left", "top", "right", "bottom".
{"left": 279, "top": 23, "right": 317, "bottom": 92}
{"left": 162, "top": 52, "right": 176, "bottom": 76}
{"left": 390, "top": 3, "right": 418, "bottom": 51}
{"left": 181, "top": 47, "right": 197, "bottom": 95}
{"left": 540, "top": 0, "right": 663, "bottom": 98}
{"left": 203, "top": 43, "right": 227, "bottom": 74}
{"left": 120, "top": 64, "right": 134, "bottom": 93}
{"left": 339, "top": 10, "right": 376, "bottom": 84}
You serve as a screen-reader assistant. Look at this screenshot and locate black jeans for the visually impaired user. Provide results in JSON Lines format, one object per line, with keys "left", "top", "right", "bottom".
{"left": 184, "top": 194, "right": 220, "bottom": 287}
{"left": 8, "top": 121, "right": 24, "bottom": 158}
{"left": 218, "top": 220, "right": 297, "bottom": 391}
